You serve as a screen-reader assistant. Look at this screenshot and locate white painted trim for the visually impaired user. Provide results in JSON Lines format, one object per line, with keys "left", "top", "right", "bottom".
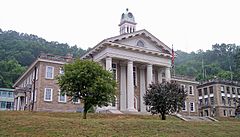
{"left": 198, "top": 96, "right": 203, "bottom": 99}
{"left": 45, "top": 66, "right": 54, "bottom": 79}
{"left": 58, "top": 90, "right": 67, "bottom": 103}
{"left": 221, "top": 93, "right": 225, "bottom": 96}
{"left": 210, "top": 94, "right": 214, "bottom": 97}
{"left": 188, "top": 85, "right": 194, "bottom": 95}
{"left": 44, "top": 88, "right": 53, "bottom": 102}
{"left": 189, "top": 102, "right": 195, "bottom": 112}
{"left": 227, "top": 94, "right": 231, "bottom": 97}
{"left": 204, "top": 95, "right": 208, "bottom": 98}
{"left": 171, "top": 78, "right": 199, "bottom": 84}
{"left": 232, "top": 95, "right": 236, "bottom": 98}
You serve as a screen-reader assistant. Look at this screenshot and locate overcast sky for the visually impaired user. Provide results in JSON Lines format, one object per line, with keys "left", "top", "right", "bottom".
{"left": 1, "top": 0, "right": 240, "bottom": 52}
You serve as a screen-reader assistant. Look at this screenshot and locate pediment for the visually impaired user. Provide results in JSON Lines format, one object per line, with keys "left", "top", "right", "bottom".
{"left": 105, "top": 29, "right": 171, "bottom": 54}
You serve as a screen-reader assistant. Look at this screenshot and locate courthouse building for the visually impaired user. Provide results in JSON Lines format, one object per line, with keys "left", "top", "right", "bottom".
{"left": 13, "top": 9, "right": 198, "bottom": 116}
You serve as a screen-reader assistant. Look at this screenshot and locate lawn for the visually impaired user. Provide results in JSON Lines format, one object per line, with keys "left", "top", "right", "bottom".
{"left": 0, "top": 111, "right": 239, "bottom": 137}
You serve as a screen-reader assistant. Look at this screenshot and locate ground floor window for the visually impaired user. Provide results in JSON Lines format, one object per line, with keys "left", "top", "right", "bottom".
{"left": 182, "top": 101, "right": 187, "bottom": 111}
{"left": 0, "top": 101, "right": 14, "bottom": 110}
{"left": 223, "top": 110, "right": 227, "bottom": 116}
{"left": 190, "top": 102, "right": 195, "bottom": 112}
{"left": 44, "top": 88, "right": 53, "bottom": 101}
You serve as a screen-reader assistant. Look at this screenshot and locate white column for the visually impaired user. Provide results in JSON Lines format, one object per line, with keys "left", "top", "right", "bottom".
{"left": 120, "top": 64, "right": 127, "bottom": 111}
{"left": 147, "top": 64, "right": 153, "bottom": 86}
{"left": 17, "top": 96, "right": 20, "bottom": 111}
{"left": 105, "top": 57, "right": 112, "bottom": 71}
{"left": 165, "top": 67, "right": 171, "bottom": 82}
{"left": 140, "top": 66, "right": 146, "bottom": 112}
{"left": 127, "top": 60, "right": 136, "bottom": 111}
{"left": 158, "top": 68, "right": 163, "bottom": 83}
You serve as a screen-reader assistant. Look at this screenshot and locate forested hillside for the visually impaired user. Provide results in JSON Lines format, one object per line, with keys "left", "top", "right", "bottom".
{"left": 175, "top": 43, "right": 240, "bottom": 81}
{"left": 0, "top": 28, "right": 85, "bottom": 88}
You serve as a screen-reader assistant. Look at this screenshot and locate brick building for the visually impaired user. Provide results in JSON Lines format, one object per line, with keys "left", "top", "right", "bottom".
{"left": 13, "top": 53, "right": 83, "bottom": 112}
{"left": 197, "top": 79, "right": 240, "bottom": 117}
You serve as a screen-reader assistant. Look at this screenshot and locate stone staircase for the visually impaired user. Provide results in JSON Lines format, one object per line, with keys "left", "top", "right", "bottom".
{"left": 175, "top": 113, "right": 218, "bottom": 122}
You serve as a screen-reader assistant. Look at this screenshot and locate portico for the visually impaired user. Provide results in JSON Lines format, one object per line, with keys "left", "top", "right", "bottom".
{"left": 81, "top": 9, "right": 173, "bottom": 113}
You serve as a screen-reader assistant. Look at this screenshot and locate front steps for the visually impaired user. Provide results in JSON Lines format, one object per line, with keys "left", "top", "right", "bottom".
{"left": 174, "top": 113, "right": 218, "bottom": 122}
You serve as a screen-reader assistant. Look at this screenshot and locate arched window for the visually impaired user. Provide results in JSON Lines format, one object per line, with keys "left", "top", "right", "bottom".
{"left": 136, "top": 40, "right": 144, "bottom": 47}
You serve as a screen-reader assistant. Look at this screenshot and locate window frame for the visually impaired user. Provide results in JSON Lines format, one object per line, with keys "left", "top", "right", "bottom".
{"left": 58, "top": 90, "right": 67, "bottom": 103}
{"left": 190, "top": 102, "right": 195, "bottom": 112}
{"left": 44, "top": 88, "right": 53, "bottom": 102}
{"left": 189, "top": 85, "right": 194, "bottom": 95}
{"left": 45, "top": 66, "right": 54, "bottom": 79}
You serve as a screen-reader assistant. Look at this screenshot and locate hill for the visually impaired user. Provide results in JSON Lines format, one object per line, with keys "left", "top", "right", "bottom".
{"left": 0, "top": 28, "right": 85, "bottom": 88}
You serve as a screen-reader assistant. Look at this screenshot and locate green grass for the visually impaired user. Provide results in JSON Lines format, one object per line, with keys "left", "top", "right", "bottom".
{"left": 0, "top": 111, "right": 239, "bottom": 137}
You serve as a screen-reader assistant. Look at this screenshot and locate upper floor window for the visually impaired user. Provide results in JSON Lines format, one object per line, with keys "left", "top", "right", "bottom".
{"left": 232, "top": 87, "right": 236, "bottom": 94}
{"left": 59, "top": 67, "right": 64, "bottom": 75}
{"left": 204, "top": 88, "right": 208, "bottom": 95}
{"left": 198, "top": 89, "right": 202, "bottom": 96}
{"left": 221, "top": 86, "right": 224, "bottom": 93}
{"left": 181, "top": 84, "right": 185, "bottom": 91}
{"left": 237, "top": 88, "right": 240, "bottom": 95}
{"left": 46, "top": 66, "right": 54, "bottom": 79}
{"left": 189, "top": 85, "right": 194, "bottom": 95}
{"left": 226, "top": 87, "right": 230, "bottom": 94}
{"left": 44, "top": 88, "right": 53, "bottom": 101}
{"left": 209, "top": 86, "right": 213, "bottom": 94}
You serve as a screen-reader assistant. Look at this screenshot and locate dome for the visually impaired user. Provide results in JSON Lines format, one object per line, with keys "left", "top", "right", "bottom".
{"left": 120, "top": 8, "right": 136, "bottom": 25}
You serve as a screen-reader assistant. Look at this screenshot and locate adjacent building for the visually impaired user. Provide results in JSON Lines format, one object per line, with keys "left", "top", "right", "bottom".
{"left": 197, "top": 79, "right": 240, "bottom": 117}
{"left": 13, "top": 53, "right": 83, "bottom": 112}
{"left": 0, "top": 88, "right": 14, "bottom": 110}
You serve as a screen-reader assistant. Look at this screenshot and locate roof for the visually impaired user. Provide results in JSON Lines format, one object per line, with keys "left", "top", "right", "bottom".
{"left": 197, "top": 79, "right": 240, "bottom": 88}
{"left": 81, "top": 29, "right": 172, "bottom": 59}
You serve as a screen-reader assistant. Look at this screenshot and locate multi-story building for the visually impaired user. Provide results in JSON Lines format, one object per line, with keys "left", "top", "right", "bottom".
{"left": 172, "top": 76, "right": 199, "bottom": 116}
{"left": 0, "top": 88, "right": 14, "bottom": 110}
{"left": 197, "top": 79, "right": 240, "bottom": 117}
{"left": 13, "top": 53, "right": 83, "bottom": 112}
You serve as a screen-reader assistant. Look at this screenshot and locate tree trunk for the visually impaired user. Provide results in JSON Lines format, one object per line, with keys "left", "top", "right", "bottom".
{"left": 83, "top": 102, "right": 91, "bottom": 119}
{"left": 161, "top": 113, "right": 166, "bottom": 120}
{"left": 83, "top": 110, "right": 87, "bottom": 119}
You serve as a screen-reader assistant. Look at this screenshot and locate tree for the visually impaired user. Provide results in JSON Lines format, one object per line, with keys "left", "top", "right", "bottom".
{"left": 57, "top": 59, "right": 116, "bottom": 119}
{"left": 144, "top": 82, "right": 187, "bottom": 120}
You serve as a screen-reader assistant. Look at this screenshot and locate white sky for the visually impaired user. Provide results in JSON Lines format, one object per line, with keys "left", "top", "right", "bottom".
{"left": 1, "top": 0, "right": 240, "bottom": 52}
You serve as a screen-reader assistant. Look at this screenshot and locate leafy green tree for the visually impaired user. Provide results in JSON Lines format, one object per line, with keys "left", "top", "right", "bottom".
{"left": 57, "top": 59, "right": 116, "bottom": 119}
{"left": 144, "top": 82, "right": 187, "bottom": 120}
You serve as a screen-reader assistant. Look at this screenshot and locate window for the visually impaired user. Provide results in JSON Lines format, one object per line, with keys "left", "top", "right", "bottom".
{"left": 222, "top": 96, "right": 226, "bottom": 105}
{"left": 58, "top": 90, "right": 66, "bottom": 103}
{"left": 59, "top": 67, "right": 64, "bottom": 75}
{"left": 232, "top": 87, "right": 236, "bottom": 94}
{"left": 44, "top": 88, "right": 53, "bottom": 101}
{"left": 209, "top": 86, "right": 213, "bottom": 94}
{"left": 204, "top": 98, "right": 209, "bottom": 105}
{"left": 1, "top": 91, "right": 7, "bottom": 97}
{"left": 36, "top": 68, "right": 39, "bottom": 80}
{"left": 112, "top": 63, "right": 117, "bottom": 81}
{"left": 204, "top": 88, "right": 208, "bottom": 95}
{"left": 210, "top": 97, "right": 214, "bottom": 105}
{"left": 234, "top": 98, "right": 237, "bottom": 106}
{"left": 136, "top": 40, "right": 144, "bottom": 47}
{"left": 182, "top": 101, "right": 187, "bottom": 111}
{"left": 226, "top": 87, "right": 230, "bottom": 94}
{"left": 223, "top": 110, "right": 227, "bottom": 116}
{"left": 229, "top": 110, "right": 232, "bottom": 116}
{"left": 221, "top": 86, "right": 224, "bottom": 93}
{"left": 45, "top": 66, "right": 54, "bottom": 79}
{"left": 0, "top": 101, "right": 6, "bottom": 109}
{"left": 199, "top": 99, "right": 203, "bottom": 106}
{"left": 0, "top": 91, "right": 1, "bottom": 97}
{"left": 237, "top": 88, "right": 240, "bottom": 95}
{"left": 198, "top": 89, "right": 202, "bottom": 96}
{"left": 8, "top": 92, "right": 13, "bottom": 98}
{"left": 181, "top": 84, "right": 185, "bottom": 91}
{"left": 72, "top": 97, "right": 80, "bottom": 104}
{"left": 190, "top": 102, "right": 195, "bottom": 112}
{"left": 228, "top": 97, "right": 231, "bottom": 106}
{"left": 133, "top": 66, "right": 137, "bottom": 86}
{"left": 189, "top": 86, "right": 194, "bottom": 95}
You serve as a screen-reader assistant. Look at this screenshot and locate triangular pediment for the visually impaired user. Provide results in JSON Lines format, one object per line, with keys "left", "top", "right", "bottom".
{"left": 105, "top": 29, "right": 171, "bottom": 54}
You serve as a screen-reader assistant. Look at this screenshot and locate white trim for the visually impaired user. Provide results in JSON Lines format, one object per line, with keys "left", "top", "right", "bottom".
{"left": 210, "top": 94, "right": 214, "bottom": 97}
{"left": 44, "top": 88, "right": 53, "bottom": 102}
{"left": 72, "top": 97, "right": 80, "bottom": 104}
{"left": 204, "top": 95, "right": 208, "bottom": 98}
{"left": 58, "top": 90, "right": 67, "bottom": 103}
{"left": 198, "top": 96, "right": 203, "bottom": 99}
{"left": 133, "top": 66, "right": 137, "bottom": 86}
{"left": 171, "top": 78, "right": 199, "bottom": 84}
{"left": 221, "top": 93, "right": 225, "bottom": 96}
{"left": 233, "top": 95, "right": 236, "bottom": 98}
{"left": 112, "top": 63, "right": 117, "bottom": 81}
{"left": 227, "top": 94, "right": 231, "bottom": 97}
{"left": 45, "top": 66, "right": 54, "bottom": 79}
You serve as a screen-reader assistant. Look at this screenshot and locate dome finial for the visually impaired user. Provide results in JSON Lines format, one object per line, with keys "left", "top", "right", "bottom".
{"left": 126, "top": 8, "right": 128, "bottom": 12}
